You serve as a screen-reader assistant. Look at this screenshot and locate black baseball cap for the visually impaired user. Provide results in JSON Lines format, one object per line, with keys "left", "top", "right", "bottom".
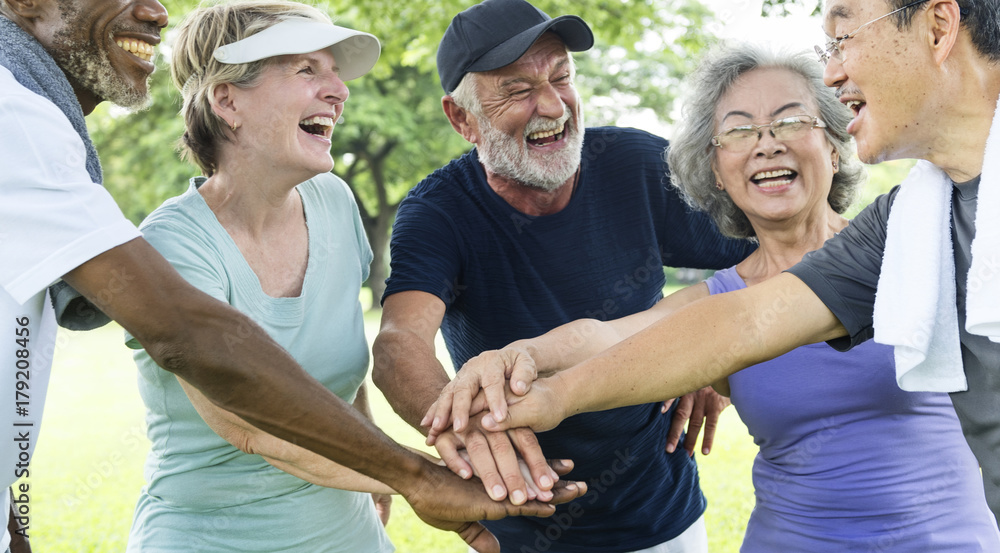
{"left": 437, "top": 0, "right": 594, "bottom": 93}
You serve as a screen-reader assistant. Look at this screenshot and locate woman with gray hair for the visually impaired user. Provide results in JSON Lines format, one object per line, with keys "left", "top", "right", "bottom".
{"left": 425, "top": 43, "right": 1000, "bottom": 551}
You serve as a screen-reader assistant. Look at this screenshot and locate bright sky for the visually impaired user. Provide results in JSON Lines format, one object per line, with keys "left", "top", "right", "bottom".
{"left": 703, "top": 0, "right": 826, "bottom": 50}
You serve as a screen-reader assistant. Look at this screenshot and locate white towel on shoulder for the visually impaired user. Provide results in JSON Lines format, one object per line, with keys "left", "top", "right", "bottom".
{"left": 873, "top": 161, "right": 965, "bottom": 392}
{"left": 873, "top": 96, "right": 1000, "bottom": 392}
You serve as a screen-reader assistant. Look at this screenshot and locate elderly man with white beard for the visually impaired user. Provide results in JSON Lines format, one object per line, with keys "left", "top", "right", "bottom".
{"left": 371, "top": 1, "right": 754, "bottom": 551}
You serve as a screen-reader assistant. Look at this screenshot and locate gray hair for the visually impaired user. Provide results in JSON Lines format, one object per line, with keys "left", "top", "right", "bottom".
{"left": 170, "top": 0, "right": 332, "bottom": 176}
{"left": 667, "top": 43, "right": 864, "bottom": 239}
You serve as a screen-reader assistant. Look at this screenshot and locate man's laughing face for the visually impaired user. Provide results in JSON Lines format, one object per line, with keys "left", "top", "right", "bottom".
{"left": 44, "top": 0, "right": 166, "bottom": 111}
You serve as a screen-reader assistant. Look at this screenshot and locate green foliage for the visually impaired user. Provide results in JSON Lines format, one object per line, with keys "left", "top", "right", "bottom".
{"left": 88, "top": 65, "right": 189, "bottom": 223}
{"left": 89, "top": 0, "right": 719, "bottom": 302}
{"left": 761, "top": 0, "right": 822, "bottom": 17}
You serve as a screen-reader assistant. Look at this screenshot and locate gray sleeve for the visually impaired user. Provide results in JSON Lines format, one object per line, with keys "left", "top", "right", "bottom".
{"left": 786, "top": 187, "right": 899, "bottom": 351}
{"left": 50, "top": 281, "right": 112, "bottom": 331}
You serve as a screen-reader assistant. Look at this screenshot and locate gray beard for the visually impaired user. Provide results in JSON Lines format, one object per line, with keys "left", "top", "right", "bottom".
{"left": 476, "top": 109, "right": 584, "bottom": 192}
{"left": 49, "top": 7, "right": 150, "bottom": 110}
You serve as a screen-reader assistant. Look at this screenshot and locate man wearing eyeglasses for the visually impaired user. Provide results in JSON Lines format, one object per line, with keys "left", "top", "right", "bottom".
{"left": 469, "top": 0, "right": 1000, "bottom": 527}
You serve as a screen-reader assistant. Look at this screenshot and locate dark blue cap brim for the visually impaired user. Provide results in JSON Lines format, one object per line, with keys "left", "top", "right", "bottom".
{"left": 455, "top": 15, "right": 593, "bottom": 88}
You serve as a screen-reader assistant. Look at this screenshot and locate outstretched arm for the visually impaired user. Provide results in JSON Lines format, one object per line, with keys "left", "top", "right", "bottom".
{"left": 176, "top": 376, "right": 398, "bottom": 493}
{"left": 426, "top": 283, "right": 711, "bottom": 435}
{"left": 482, "top": 273, "right": 845, "bottom": 433}
{"left": 63, "top": 239, "right": 585, "bottom": 553}
{"left": 373, "top": 291, "right": 559, "bottom": 506}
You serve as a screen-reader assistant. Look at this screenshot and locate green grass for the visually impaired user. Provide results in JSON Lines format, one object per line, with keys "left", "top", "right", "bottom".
{"left": 22, "top": 314, "right": 756, "bottom": 552}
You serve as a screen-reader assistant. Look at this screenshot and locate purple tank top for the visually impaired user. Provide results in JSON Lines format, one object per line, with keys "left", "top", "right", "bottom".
{"left": 707, "top": 266, "right": 999, "bottom": 552}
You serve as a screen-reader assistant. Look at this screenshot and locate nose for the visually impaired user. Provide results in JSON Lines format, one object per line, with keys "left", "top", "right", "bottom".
{"left": 323, "top": 72, "right": 349, "bottom": 105}
{"left": 822, "top": 56, "right": 847, "bottom": 89}
{"left": 134, "top": 0, "right": 168, "bottom": 29}
{"left": 535, "top": 83, "right": 565, "bottom": 120}
{"left": 752, "top": 128, "right": 786, "bottom": 158}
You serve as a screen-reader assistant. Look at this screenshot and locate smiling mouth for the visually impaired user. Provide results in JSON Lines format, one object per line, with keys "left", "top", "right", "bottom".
{"left": 845, "top": 100, "right": 866, "bottom": 117}
{"left": 527, "top": 122, "right": 565, "bottom": 146}
{"left": 299, "top": 116, "right": 335, "bottom": 140}
{"left": 116, "top": 38, "right": 154, "bottom": 62}
{"left": 751, "top": 169, "right": 796, "bottom": 188}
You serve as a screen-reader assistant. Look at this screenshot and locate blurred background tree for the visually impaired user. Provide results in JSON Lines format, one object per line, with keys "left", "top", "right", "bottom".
{"left": 89, "top": 0, "right": 715, "bottom": 304}
{"left": 90, "top": 0, "right": 907, "bottom": 303}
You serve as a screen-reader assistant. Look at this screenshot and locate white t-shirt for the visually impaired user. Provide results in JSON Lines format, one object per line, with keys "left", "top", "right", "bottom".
{"left": 0, "top": 66, "right": 140, "bottom": 549}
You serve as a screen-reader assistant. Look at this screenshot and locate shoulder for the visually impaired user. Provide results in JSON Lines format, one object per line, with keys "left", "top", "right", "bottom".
{"left": 407, "top": 149, "right": 479, "bottom": 200}
{"left": 139, "top": 182, "right": 218, "bottom": 252}
{"left": 0, "top": 67, "right": 87, "bottom": 167}
{"left": 581, "top": 127, "right": 669, "bottom": 175}
{"left": 846, "top": 185, "right": 899, "bottom": 235}
{"left": 583, "top": 126, "right": 668, "bottom": 153}
{"left": 303, "top": 172, "right": 352, "bottom": 200}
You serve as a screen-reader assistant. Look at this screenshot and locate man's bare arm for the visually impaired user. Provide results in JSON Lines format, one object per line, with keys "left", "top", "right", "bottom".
{"left": 373, "top": 291, "right": 557, "bottom": 504}
{"left": 484, "top": 273, "right": 846, "bottom": 432}
{"left": 64, "top": 238, "right": 424, "bottom": 487}
{"left": 62, "top": 238, "right": 587, "bottom": 552}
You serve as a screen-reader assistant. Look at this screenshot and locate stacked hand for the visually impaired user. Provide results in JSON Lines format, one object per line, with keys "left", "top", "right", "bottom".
{"left": 401, "top": 460, "right": 586, "bottom": 553}
{"left": 423, "top": 345, "right": 730, "bottom": 459}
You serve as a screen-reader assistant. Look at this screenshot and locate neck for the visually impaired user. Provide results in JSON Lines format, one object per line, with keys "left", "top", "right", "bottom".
{"left": 738, "top": 208, "right": 848, "bottom": 285}
{"left": 484, "top": 166, "right": 578, "bottom": 216}
{"left": 70, "top": 80, "right": 99, "bottom": 116}
{"left": 199, "top": 159, "right": 305, "bottom": 238}
{"left": 918, "top": 58, "right": 1000, "bottom": 182}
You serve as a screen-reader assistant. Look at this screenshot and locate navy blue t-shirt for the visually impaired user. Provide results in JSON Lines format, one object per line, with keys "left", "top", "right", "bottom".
{"left": 385, "top": 127, "right": 753, "bottom": 552}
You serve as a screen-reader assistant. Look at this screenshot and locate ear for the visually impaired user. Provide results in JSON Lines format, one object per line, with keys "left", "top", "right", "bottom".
{"left": 210, "top": 82, "right": 239, "bottom": 128}
{"left": 925, "top": 0, "right": 961, "bottom": 66}
{"left": 710, "top": 159, "right": 723, "bottom": 190}
{"left": 2, "top": 0, "right": 47, "bottom": 20}
{"left": 442, "top": 95, "right": 479, "bottom": 145}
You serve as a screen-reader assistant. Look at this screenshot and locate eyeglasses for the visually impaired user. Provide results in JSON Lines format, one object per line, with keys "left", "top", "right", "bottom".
{"left": 814, "top": 0, "right": 928, "bottom": 65}
{"left": 711, "top": 115, "right": 827, "bottom": 152}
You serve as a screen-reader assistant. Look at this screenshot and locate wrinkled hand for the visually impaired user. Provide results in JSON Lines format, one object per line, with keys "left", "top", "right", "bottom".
{"left": 479, "top": 374, "right": 569, "bottom": 434}
{"left": 662, "top": 386, "right": 730, "bottom": 456}
{"left": 423, "top": 346, "right": 539, "bottom": 440}
{"left": 432, "top": 412, "right": 559, "bottom": 505}
{"left": 372, "top": 493, "right": 392, "bottom": 526}
{"left": 403, "top": 462, "right": 586, "bottom": 553}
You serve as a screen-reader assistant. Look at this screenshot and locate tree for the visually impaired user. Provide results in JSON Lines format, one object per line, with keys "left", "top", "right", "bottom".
{"left": 90, "top": 0, "right": 716, "bottom": 306}
{"left": 761, "top": 0, "right": 821, "bottom": 16}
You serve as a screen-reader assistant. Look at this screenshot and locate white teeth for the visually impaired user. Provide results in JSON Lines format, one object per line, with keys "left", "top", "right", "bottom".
{"left": 299, "top": 116, "right": 335, "bottom": 127}
{"left": 116, "top": 38, "right": 154, "bottom": 62}
{"left": 527, "top": 122, "right": 565, "bottom": 141}
{"left": 752, "top": 169, "right": 794, "bottom": 181}
{"left": 846, "top": 100, "right": 863, "bottom": 111}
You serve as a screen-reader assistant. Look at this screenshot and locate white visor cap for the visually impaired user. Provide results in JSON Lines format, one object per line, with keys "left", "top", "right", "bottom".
{"left": 212, "top": 18, "right": 381, "bottom": 81}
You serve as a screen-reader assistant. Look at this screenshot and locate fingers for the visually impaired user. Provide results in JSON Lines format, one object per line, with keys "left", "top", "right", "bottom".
{"left": 664, "top": 393, "right": 693, "bottom": 454}
{"left": 460, "top": 522, "right": 500, "bottom": 553}
{"left": 462, "top": 429, "right": 509, "bottom": 501}
{"left": 372, "top": 493, "right": 392, "bottom": 527}
{"left": 698, "top": 390, "right": 729, "bottom": 456}
{"left": 549, "top": 458, "right": 574, "bottom": 477}
{"left": 507, "top": 351, "right": 537, "bottom": 397}
{"left": 660, "top": 398, "right": 675, "bottom": 414}
{"left": 435, "top": 431, "right": 475, "bottom": 480}
{"left": 547, "top": 479, "right": 588, "bottom": 505}
{"left": 699, "top": 408, "right": 719, "bottom": 456}
{"left": 682, "top": 394, "right": 706, "bottom": 457}
{"left": 481, "top": 428, "right": 531, "bottom": 505}
{"left": 509, "top": 428, "right": 557, "bottom": 501}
